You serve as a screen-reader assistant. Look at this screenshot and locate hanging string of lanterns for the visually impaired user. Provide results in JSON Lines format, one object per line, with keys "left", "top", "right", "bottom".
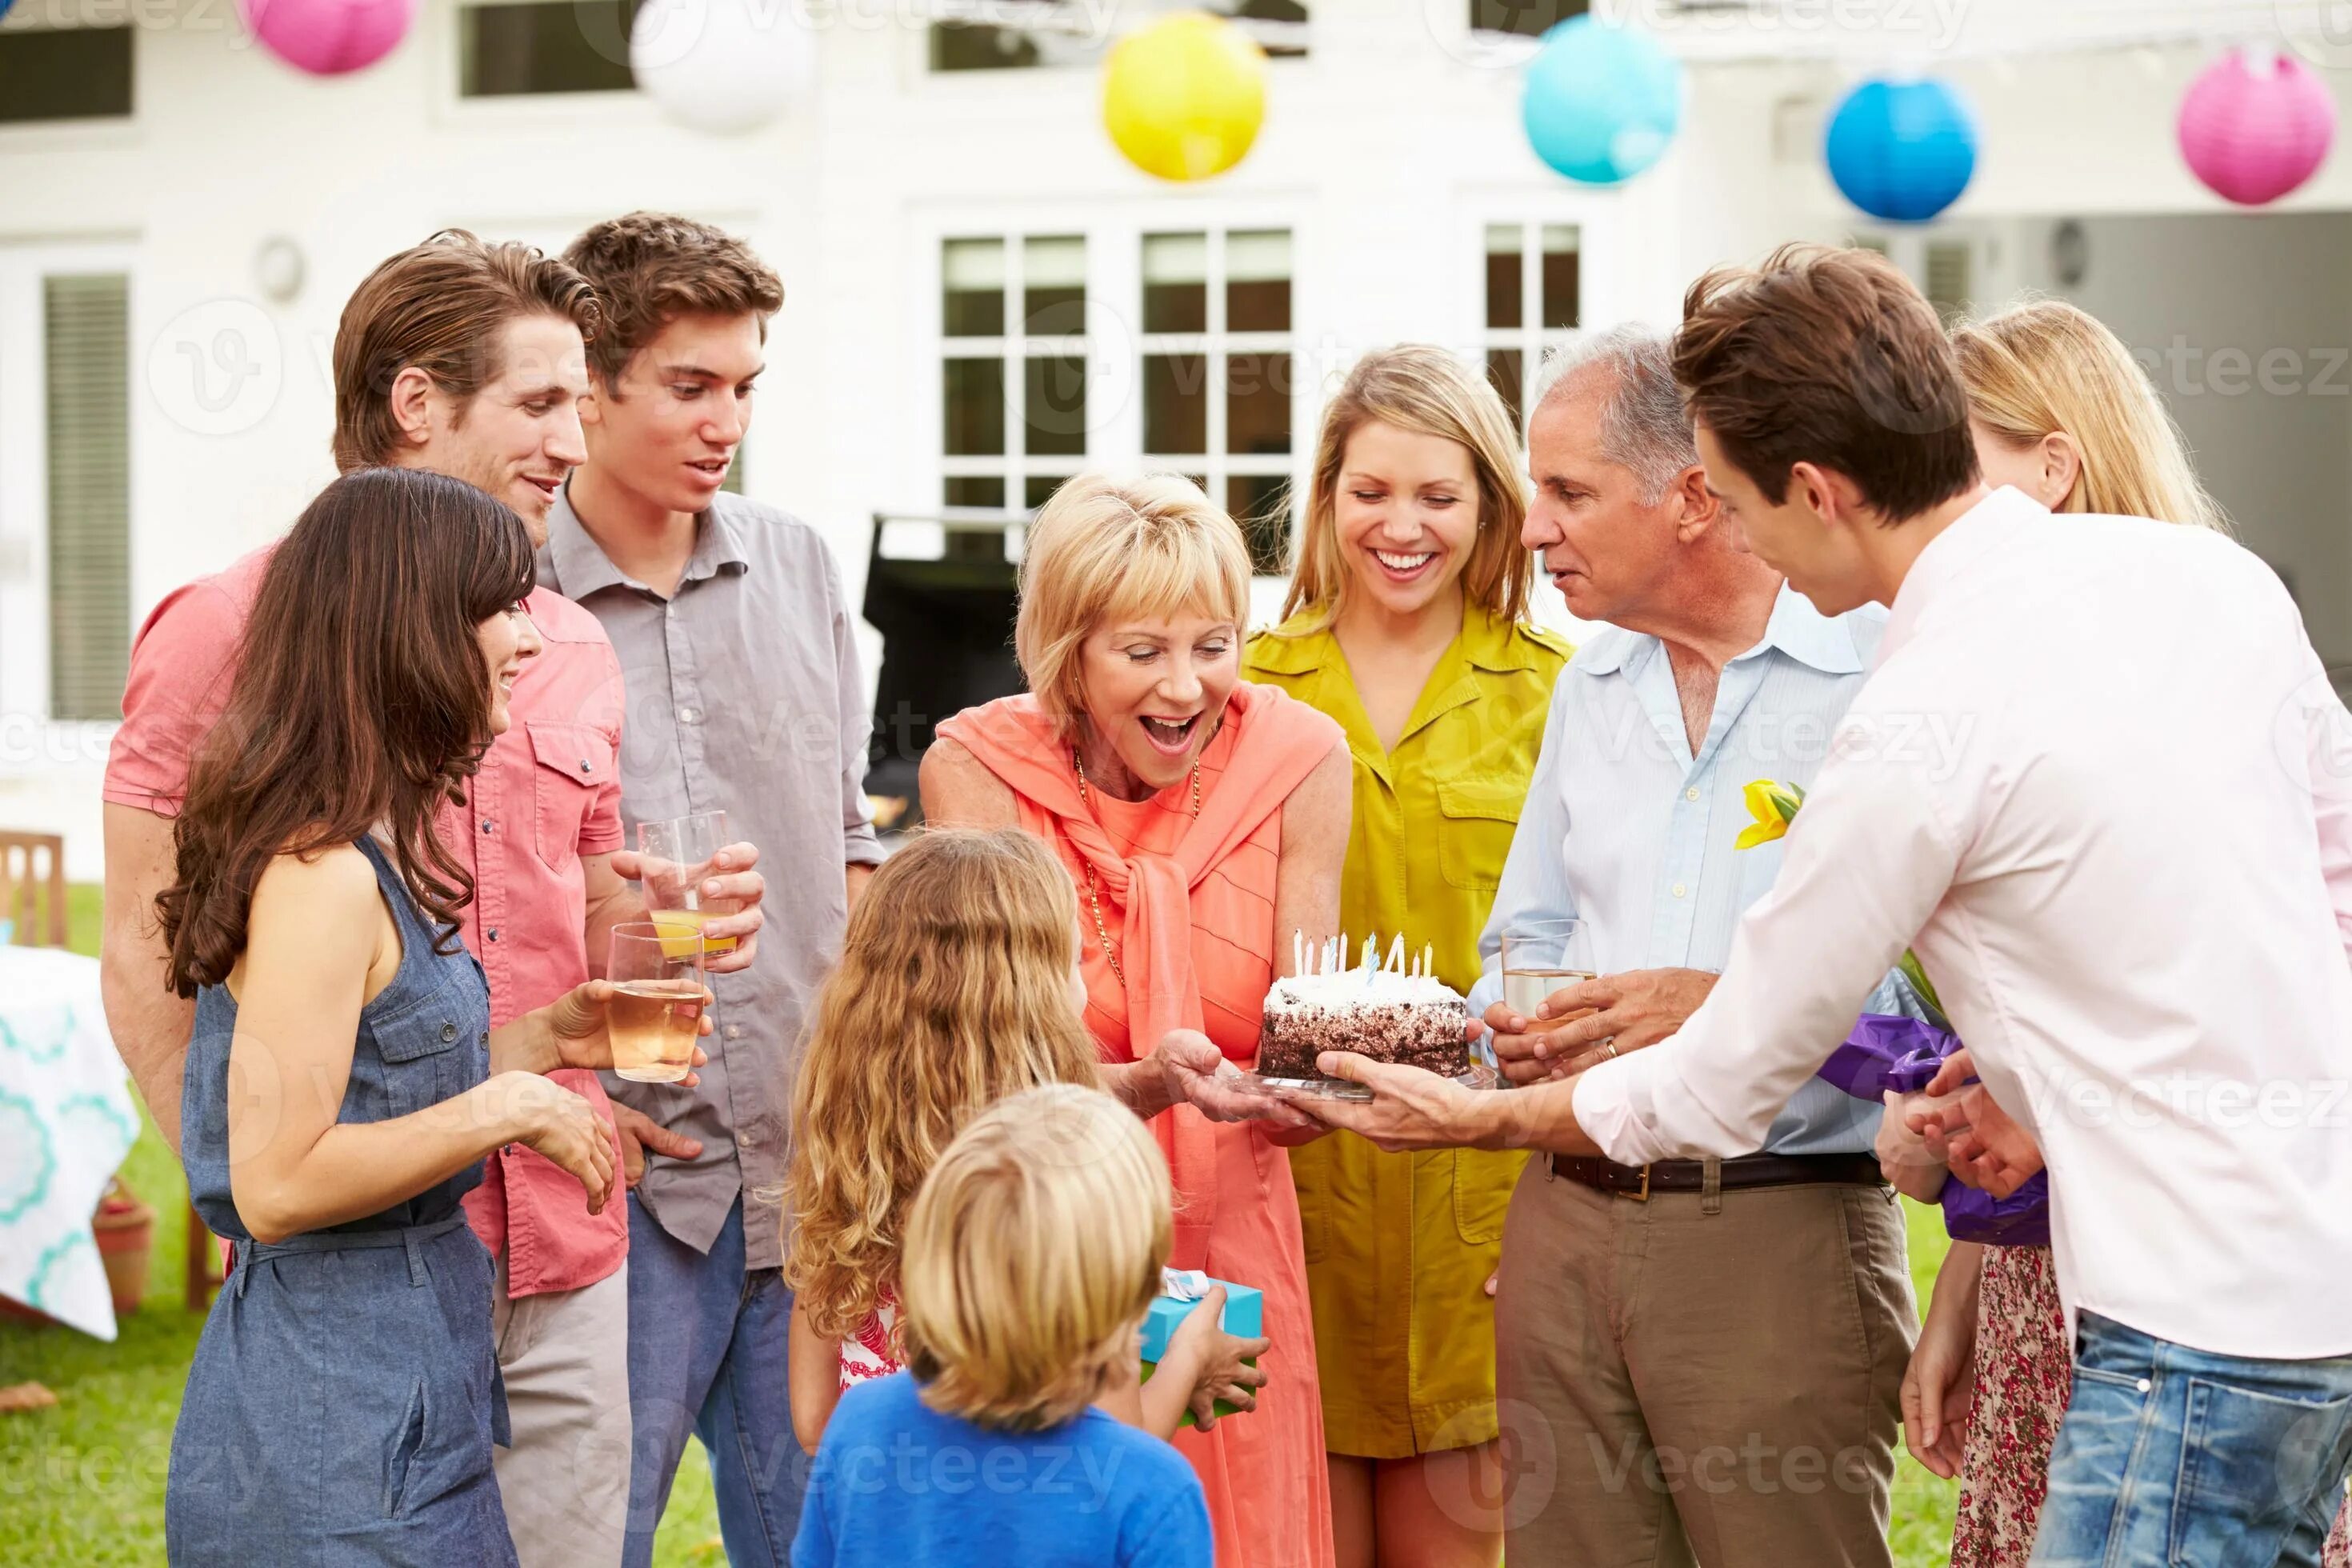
{"left": 228, "top": 1, "right": 2346, "bottom": 222}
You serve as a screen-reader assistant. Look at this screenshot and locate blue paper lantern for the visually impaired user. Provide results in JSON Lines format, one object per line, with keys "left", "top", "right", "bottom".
{"left": 1521, "top": 17, "right": 1683, "bottom": 186}
{"left": 1825, "top": 78, "right": 1978, "bottom": 222}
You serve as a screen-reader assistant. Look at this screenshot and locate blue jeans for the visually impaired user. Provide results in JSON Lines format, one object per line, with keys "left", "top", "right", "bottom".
{"left": 622, "top": 1194, "right": 806, "bottom": 1568}
{"left": 2033, "top": 1311, "right": 2352, "bottom": 1567}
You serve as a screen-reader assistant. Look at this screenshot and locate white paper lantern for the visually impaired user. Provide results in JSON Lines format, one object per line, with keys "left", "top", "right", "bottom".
{"left": 631, "top": 0, "right": 814, "bottom": 136}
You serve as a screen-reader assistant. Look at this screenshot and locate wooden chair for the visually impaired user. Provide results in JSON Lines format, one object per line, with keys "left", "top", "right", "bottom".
{"left": 0, "top": 831, "right": 68, "bottom": 950}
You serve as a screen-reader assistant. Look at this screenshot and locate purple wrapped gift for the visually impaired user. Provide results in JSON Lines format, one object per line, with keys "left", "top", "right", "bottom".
{"left": 1822, "top": 1014, "right": 2051, "bottom": 1248}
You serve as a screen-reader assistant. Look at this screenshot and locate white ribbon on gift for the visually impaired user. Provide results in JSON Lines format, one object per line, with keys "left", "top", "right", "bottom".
{"left": 1160, "top": 1267, "right": 1214, "bottom": 1302}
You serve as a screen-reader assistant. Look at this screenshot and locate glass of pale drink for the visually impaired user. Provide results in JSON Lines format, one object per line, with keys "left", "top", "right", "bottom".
{"left": 1501, "top": 918, "right": 1596, "bottom": 1032}
{"left": 638, "top": 810, "right": 739, "bottom": 958}
{"left": 608, "top": 922, "right": 707, "bottom": 1084}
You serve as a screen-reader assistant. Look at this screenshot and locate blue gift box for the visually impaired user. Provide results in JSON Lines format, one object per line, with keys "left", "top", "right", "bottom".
{"left": 1139, "top": 1276, "right": 1262, "bottom": 1427}
{"left": 1140, "top": 1278, "right": 1262, "bottom": 1363}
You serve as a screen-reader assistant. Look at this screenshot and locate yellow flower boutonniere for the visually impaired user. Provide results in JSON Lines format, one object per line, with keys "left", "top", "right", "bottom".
{"left": 1736, "top": 776, "right": 1943, "bottom": 1012}
{"left": 1735, "top": 779, "right": 1806, "bottom": 851}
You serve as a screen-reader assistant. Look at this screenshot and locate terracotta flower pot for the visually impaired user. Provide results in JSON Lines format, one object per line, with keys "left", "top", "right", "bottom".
{"left": 93, "top": 1179, "right": 154, "bottom": 1318}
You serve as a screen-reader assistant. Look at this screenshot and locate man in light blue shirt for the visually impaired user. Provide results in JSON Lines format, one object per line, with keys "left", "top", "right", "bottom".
{"left": 1470, "top": 328, "right": 1915, "bottom": 1568}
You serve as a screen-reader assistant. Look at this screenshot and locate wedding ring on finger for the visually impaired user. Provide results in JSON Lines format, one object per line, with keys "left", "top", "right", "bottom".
{"left": 1602, "top": 1041, "right": 1619, "bottom": 1062}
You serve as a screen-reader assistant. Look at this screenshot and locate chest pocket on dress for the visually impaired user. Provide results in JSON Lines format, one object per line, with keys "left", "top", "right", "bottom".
{"left": 1436, "top": 782, "right": 1523, "bottom": 892}
{"left": 370, "top": 977, "right": 490, "bottom": 1121}
{"left": 527, "top": 720, "right": 614, "bottom": 875}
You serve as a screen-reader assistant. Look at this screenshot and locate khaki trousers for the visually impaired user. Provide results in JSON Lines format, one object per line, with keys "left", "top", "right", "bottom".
{"left": 490, "top": 1254, "right": 633, "bottom": 1566}
{"left": 1493, "top": 1162, "right": 1915, "bottom": 1568}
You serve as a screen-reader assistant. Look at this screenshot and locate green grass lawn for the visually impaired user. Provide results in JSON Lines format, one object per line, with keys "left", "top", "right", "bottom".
{"left": 2, "top": 886, "right": 1955, "bottom": 1565}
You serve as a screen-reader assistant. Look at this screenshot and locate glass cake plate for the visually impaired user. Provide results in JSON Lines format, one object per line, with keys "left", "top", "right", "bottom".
{"left": 1230, "top": 1061, "right": 1502, "bottom": 1102}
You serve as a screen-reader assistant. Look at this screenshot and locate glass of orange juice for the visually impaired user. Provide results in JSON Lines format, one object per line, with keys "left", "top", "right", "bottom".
{"left": 607, "top": 922, "right": 706, "bottom": 1083}
{"left": 638, "top": 810, "right": 739, "bottom": 958}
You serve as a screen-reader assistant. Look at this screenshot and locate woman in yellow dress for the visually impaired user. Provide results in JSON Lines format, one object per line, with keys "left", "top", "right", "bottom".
{"left": 1243, "top": 346, "right": 1567, "bottom": 1568}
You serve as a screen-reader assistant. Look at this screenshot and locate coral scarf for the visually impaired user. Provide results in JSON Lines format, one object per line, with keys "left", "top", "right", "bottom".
{"left": 934, "top": 682, "right": 1340, "bottom": 1266}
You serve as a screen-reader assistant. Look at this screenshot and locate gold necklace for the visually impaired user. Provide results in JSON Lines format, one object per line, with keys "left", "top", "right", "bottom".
{"left": 1072, "top": 746, "right": 1201, "bottom": 986}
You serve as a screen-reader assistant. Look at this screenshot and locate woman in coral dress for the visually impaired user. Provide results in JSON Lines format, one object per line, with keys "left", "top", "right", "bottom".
{"left": 926, "top": 472, "right": 1350, "bottom": 1568}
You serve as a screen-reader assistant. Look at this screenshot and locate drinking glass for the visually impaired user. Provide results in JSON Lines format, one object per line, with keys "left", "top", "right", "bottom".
{"left": 606, "top": 922, "right": 706, "bottom": 1084}
{"left": 1500, "top": 918, "right": 1597, "bottom": 1031}
{"left": 638, "top": 810, "right": 739, "bottom": 956}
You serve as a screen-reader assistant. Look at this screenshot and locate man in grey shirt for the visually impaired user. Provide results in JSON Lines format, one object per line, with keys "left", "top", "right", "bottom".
{"left": 539, "top": 213, "right": 884, "bottom": 1568}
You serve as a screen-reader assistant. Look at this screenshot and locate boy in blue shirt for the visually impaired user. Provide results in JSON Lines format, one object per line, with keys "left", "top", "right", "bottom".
{"left": 793, "top": 1086, "right": 1213, "bottom": 1568}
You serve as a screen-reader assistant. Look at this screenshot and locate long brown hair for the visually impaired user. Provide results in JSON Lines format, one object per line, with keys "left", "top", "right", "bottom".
{"left": 785, "top": 829, "right": 1103, "bottom": 1343}
{"left": 156, "top": 467, "right": 538, "bottom": 995}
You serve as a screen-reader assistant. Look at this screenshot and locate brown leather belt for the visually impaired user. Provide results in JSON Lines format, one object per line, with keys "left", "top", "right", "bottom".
{"left": 1549, "top": 1152, "right": 1886, "bottom": 1201}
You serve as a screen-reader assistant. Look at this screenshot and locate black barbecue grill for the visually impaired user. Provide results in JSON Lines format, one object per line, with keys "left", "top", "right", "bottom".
{"left": 861, "top": 511, "right": 1029, "bottom": 828}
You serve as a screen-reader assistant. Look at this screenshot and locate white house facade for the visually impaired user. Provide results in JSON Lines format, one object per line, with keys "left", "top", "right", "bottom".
{"left": 4, "top": 0, "right": 2350, "bottom": 873}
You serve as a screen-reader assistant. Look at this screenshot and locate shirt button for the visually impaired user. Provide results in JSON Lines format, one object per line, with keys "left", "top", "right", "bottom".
{"left": 488, "top": 928, "right": 501, "bottom": 942}
{"left": 578, "top": 758, "right": 592, "bottom": 774}
{"left": 738, "top": 1130, "right": 758, "bottom": 1149}
{"left": 722, "top": 1023, "right": 744, "bottom": 1042}
{"left": 440, "top": 1022, "right": 458, "bottom": 1043}
{"left": 1672, "top": 883, "right": 1687, "bottom": 899}
{"left": 481, "top": 819, "right": 495, "bottom": 835}
{"left": 1685, "top": 786, "right": 1701, "bottom": 802}
{"left": 678, "top": 707, "right": 701, "bottom": 726}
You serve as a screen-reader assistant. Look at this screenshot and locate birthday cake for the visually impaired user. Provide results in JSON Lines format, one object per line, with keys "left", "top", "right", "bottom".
{"left": 1256, "top": 935, "right": 1472, "bottom": 1080}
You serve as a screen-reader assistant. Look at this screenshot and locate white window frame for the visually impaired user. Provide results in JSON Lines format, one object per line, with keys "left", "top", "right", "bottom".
{"left": 428, "top": 0, "right": 658, "bottom": 130}
{"left": 0, "top": 239, "right": 137, "bottom": 770}
{"left": 1478, "top": 218, "right": 1582, "bottom": 431}
{"left": 936, "top": 231, "right": 1096, "bottom": 522}
{"left": 910, "top": 201, "right": 1312, "bottom": 587}
{"left": 1135, "top": 224, "right": 1295, "bottom": 562}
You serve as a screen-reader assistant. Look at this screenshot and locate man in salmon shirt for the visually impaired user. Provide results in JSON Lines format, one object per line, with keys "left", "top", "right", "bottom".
{"left": 98, "top": 230, "right": 768, "bottom": 1566}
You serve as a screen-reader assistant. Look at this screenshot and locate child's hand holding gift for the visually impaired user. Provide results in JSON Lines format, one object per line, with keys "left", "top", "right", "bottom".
{"left": 1159, "top": 1286, "right": 1272, "bottom": 1435}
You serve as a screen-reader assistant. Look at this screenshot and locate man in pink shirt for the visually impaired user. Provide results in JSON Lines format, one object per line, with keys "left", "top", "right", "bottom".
{"left": 99, "top": 231, "right": 766, "bottom": 1565}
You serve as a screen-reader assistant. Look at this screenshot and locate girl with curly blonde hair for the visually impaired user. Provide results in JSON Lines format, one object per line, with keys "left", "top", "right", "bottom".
{"left": 785, "top": 828, "right": 1263, "bottom": 1452}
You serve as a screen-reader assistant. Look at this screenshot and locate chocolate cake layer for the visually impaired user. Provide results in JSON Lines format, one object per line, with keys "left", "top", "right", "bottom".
{"left": 1257, "top": 996, "right": 1471, "bottom": 1079}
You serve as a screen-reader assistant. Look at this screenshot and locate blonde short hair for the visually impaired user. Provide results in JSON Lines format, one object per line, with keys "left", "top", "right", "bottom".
{"left": 899, "top": 1084, "right": 1171, "bottom": 1433}
{"left": 1953, "top": 300, "right": 2228, "bottom": 532}
{"left": 1281, "top": 346, "right": 1533, "bottom": 631}
{"left": 1014, "top": 473, "right": 1254, "bottom": 739}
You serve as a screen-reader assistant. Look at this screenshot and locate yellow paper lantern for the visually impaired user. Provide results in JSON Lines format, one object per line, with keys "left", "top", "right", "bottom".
{"left": 1102, "top": 11, "right": 1267, "bottom": 182}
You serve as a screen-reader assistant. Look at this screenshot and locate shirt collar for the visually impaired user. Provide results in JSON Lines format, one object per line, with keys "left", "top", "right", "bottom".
{"left": 1742, "top": 580, "right": 1870, "bottom": 675}
{"left": 1251, "top": 592, "right": 1549, "bottom": 677}
{"left": 1882, "top": 486, "right": 2042, "bottom": 657}
{"left": 539, "top": 481, "right": 750, "bottom": 600}
{"left": 1574, "top": 581, "right": 1868, "bottom": 679}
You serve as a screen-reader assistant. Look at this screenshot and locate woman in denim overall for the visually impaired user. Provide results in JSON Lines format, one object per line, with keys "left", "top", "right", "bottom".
{"left": 154, "top": 470, "right": 674, "bottom": 1563}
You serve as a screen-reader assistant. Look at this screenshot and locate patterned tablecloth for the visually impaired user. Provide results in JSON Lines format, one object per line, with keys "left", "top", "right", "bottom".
{"left": 0, "top": 946, "right": 140, "bottom": 1340}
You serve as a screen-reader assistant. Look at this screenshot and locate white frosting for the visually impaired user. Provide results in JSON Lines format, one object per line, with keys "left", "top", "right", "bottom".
{"left": 1266, "top": 969, "right": 1463, "bottom": 1013}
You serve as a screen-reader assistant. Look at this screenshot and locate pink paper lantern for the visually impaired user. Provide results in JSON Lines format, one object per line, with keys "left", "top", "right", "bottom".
{"left": 242, "top": 0, "right": 417, "bottom": 75}
{"left": 2177, "top": 46, "right": 2338, "bottom": 206}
